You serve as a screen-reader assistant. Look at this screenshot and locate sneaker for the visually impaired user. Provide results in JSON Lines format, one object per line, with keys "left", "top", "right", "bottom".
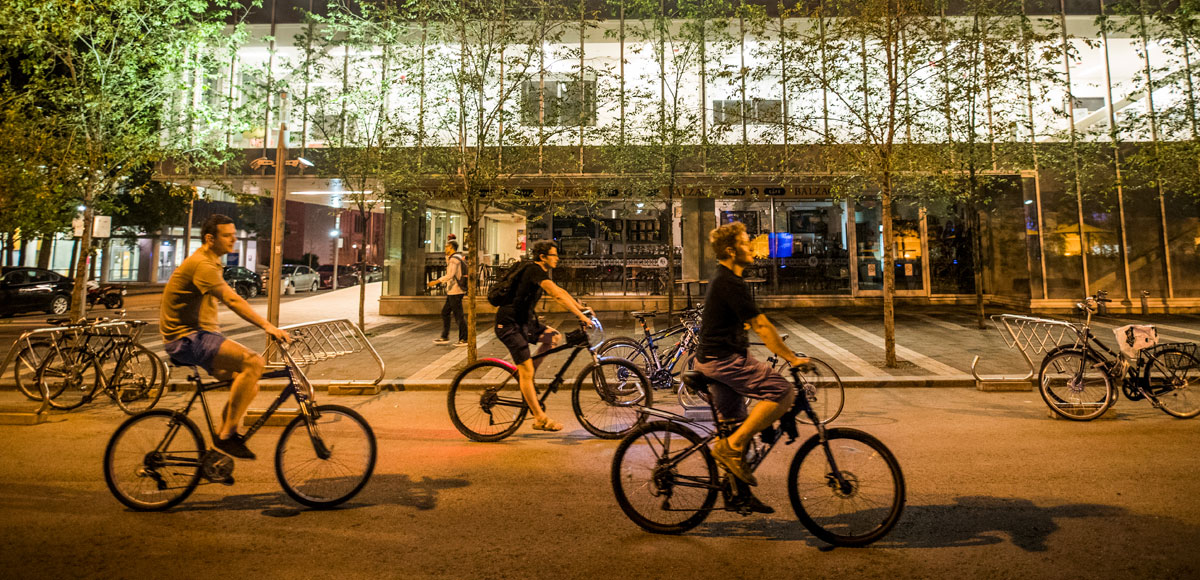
{"left": 738, "top": 494, "right": 775, "bottom": 514}
{"left": 213, "top": 434, "right": 256, "bottom": 460}
{"left": 432, "top": 338, "right": 451, "bottom": 345}
{"left": 454, "top": 340, "right": 468, "bottom": 347}
{"left": 712, "top": 438, "right": 757, "bottom": 486}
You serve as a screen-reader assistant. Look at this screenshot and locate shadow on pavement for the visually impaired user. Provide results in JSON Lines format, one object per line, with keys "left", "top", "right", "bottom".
{"left": 167, "top": 473, "right": 470, "bottom": 515}
{"left": 693, "top": 495, "right": 1128, "bottom": 551}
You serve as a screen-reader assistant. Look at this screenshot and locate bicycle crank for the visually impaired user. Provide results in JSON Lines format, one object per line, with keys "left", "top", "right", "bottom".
{"left": 201, "top": 450, "right": 235, "bottom": 485}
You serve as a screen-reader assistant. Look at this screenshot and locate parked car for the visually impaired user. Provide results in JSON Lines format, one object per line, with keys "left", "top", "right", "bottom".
{"left": 354, "top": 264, "right": 383, "bottom": 283}
{"left": 317, "top": 264, "right": 357, "bottom": 289}
{"left": 263, "top": 264, "right": 320, "bottom": 295}
{"left": 223, "top": 266, "right": 263, "bottom": 299}
{"left": 0, "top": 267, "right": 74, "bottom": 316}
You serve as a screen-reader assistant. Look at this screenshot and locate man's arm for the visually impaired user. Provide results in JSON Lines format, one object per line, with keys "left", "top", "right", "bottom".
{"left": 212, "top": 283, "right": 290, "bottom": 342}
{"left": 427, "top": 259, "right": 456, "bottom": 288}
{"left": 748, "top": 314, "right": 806, "bottom": 367}
{"left": 540, "top": 279, "right": 592, "bottom": 327}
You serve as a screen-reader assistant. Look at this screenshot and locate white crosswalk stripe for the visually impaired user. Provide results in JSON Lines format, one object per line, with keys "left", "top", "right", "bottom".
{"left": 409, "top": 326, "right": 499, "bottom": 380}
{"left": 820, "top": 315, "right": 961, "bottom": 376}
{"left": 773, "top": 314, "right": 880, "bottom": 377}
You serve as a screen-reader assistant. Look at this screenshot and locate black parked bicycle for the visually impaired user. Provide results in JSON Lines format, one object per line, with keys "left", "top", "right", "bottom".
{"left": 103, "top": 338, "right": 376, "bottom": 511}
{"left": 448, "top": 311, "right": 652, "bottom": 441}
{"left": 1039, "top": 290, "right": 1200, "bottom": 420}
{"left": 611, "top": 367, "right": 905, "bottom": 547}
{"left": 34, "top": 317, "right": 165, "bottom": 413}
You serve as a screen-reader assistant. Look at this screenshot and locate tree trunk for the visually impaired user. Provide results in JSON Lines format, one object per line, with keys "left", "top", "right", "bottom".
{"left": 970, "top": 201, "right": 986, "bottom": 330}
{"left": 881, "top": 174, "right": 897, "bottom": 368}
{"left": 70, "top": 189, "right": 97, "bottom": 322}
{"left": 465, "top": 208, "right": 480, "bottom": 364}
{"left": 37, "top": 236, "right": 52, "bottom": 269}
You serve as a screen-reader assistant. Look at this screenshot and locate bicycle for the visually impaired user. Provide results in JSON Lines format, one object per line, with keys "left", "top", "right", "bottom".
{"left": 33, "top": 317, "right": 166, "bottom": 414}
{"left": 595, "top": 308, "right": 701, "bottom": 404}
{"left": 1039, "top": 290, "right": 1200, "bottom": 421}
{"left": 611, "top": 367, "right": 905, "bottom": 547}
{"left": 599, "top": 309, "right": 845, "bottom": 424}
{"left": 448, "top": 311, "right": 652, "bottom": 441}
{"left": 103, "top": 337, "right": 376, "bottom": 511}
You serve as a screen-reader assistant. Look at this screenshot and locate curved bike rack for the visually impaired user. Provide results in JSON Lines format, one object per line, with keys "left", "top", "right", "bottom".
{"left": 972, "top": 314, "right": 1083, "bottom": 391}
{"left": 262, "top": 319, "right": 385, "bottom": 391}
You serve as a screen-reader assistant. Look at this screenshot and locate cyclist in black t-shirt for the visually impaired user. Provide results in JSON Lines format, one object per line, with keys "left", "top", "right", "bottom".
{"left": 695, "top": 221, "right": 808, "bottom": 495}
{"left": 495, "top": 240, "right": 594, "bottom": 432}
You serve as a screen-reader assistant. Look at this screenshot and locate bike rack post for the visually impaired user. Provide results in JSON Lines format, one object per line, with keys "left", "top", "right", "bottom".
{"left": 972, "top": 314, "right": 1083, "bottom": 391}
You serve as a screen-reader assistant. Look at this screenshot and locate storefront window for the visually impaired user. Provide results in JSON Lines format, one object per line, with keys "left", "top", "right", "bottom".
{"left": 927, "top": 206, "right": 975, "bottom": 295}
{"left": 855, "top": 199, "right": 922, "bottom": 293}
{"left": 754, "top": 198, "right": 850, "bottom": 295}
{"left": 1164, "top": 188, "right": 1200, "bottom": 297}
{"left": 108, "top": 240, "right": 140, "bottom": 282}
{"left": 1037, "top": 172, "right": 1086, "bottom": 299}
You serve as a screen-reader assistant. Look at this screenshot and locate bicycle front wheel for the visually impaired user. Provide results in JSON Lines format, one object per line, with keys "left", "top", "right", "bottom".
{"left": 611, "top": 421, "right": 718, "bottom": 534}
{"left": 112, "top": 344, "right": 165, "bottom": 414}
{"left": 448, "top": 360, "right": 529, "bottom": 442}
{"left": 104, "top": 410, "right": 204, "bottom": 511}
{"left": 1039, "top": 349, "right": 1114, "bottom": 421}
{"left": 13, "top": 341, "right": 52, "bottom": 401}
{"left": 572, "top": 357, "right": 651, "bottom": 439}
{"left": 1143, "top": 348, "right": 1200, "bottom": 419}
{"left": 37, "top": 347, "right": 101, "bottom": 410}
{"left": 276, "top": 405, "right": 376, "bottom": 509}
{"left": 787, "top": 428, "right": 905, "bottom": 547}
{"left": 791, "top": 356, "right": 845, "bottom": 425}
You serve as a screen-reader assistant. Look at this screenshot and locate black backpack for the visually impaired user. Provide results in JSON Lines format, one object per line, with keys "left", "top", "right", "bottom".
{"left": 451, "top": 254, "right": 470, "bottom": 292}
{"left": 487, "top": 261, "right": 527, "bottom": 307}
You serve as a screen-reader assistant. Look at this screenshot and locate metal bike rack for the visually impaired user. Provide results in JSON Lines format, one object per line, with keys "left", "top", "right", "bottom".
{"left": 262, "top": 319, "right": 385, "bottom": 392}
{"left": 0, "top": 320, "right": 144, "bottom": 421}
{"left": 971, "top": 314, "right": 1084, "bottom": 391}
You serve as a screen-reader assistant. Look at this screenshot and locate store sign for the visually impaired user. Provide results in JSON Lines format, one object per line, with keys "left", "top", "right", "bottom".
{"left": 904, "top": 263, "right": 914, "bottom": 277}
{"left": 72, "top": 215, "right": 112, "bottom": 238}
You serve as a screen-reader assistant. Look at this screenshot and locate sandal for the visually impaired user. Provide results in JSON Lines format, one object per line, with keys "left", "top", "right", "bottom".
{"left": 531, "top": 416, "right": 564, "bottom": 432}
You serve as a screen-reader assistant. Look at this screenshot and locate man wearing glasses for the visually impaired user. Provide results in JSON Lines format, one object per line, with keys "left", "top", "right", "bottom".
{"left": 494, "top": 240, "right": 593, "bottom": 432}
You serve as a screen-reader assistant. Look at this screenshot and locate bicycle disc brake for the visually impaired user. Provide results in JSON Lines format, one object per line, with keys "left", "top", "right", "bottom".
{"left": 201, "top": 450, "right": 235, "bottom": 485}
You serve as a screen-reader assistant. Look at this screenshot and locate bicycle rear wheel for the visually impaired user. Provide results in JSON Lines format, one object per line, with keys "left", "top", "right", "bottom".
{"left": 572, "top": 357, "right": 651, "bottom": 439}
{"left": 13, "top": 341, "right": 52, "bottom": 401}
{"left": 1143, "top": 348, "right": 1200, "bottom": 419}
{"left": 276, "top": 405, "right": 376, "bottom": 509}
{"left": 104, "top": 410, "right": 204, "bottom": 511}
{"left": 112, "top": 344, "right": 165, "bottom": 414}
{"left": 790, "top": 356, "right": 845, "bottom": 425}
{"left": 1039, "top": 349, "right": 1114, "bottom": 421}
{"left": 36, "top": 347, "right": 101, "bottom": 410}
{"left": 448, "top": 360, "right": 529, "bottom": 442}
{"left": 611, "top": 421, "right": 718, "bottom": 534}
{"left": 787, "top": 428, "right": 905, "bottom": 547}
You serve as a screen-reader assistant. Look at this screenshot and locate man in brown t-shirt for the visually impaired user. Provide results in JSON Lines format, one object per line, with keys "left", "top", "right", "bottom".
{"left": 161, "top": 214, "right": 289, "bottom": 460}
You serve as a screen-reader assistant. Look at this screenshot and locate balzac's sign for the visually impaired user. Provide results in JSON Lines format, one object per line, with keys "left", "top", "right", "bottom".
{"left": 699, "top": 183, "right": 833, "bottom": 197}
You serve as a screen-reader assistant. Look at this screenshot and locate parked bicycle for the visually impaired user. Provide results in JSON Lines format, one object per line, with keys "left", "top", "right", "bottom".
{"left": 611, "top": 367, "right": 905, "bottom": 546}
{"left": 1039, "top": 290, "right": 1200, "bottom": 421}
{"left": 448, "top": 311, "right": 652, "bottom": 441}
{"left": 598, "top": 309, "right": 844, "bottom": 423}
{"left": 29, "top": 316, "right": 165, "bottom": 414}
{"left": 103, "top": 336, "right": 376, "bottom": 511}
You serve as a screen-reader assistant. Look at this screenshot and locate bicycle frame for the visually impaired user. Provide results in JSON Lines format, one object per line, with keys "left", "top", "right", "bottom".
{"left": 173, "top": 367, "right": 297, "bottom": 444}
{"left": 486, "top": 340, "right": 598, "bottom": 412}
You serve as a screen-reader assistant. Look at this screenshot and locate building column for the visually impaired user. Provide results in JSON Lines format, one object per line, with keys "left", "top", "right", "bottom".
{"left": 100, "top": 239, "right": 112, "bottom": 283}
{"left": 148, "top": 235, "right": 161, "bottom": 284}
{"left": 394, "top": 201, "right": 426, "bottom": 296}
{"left": 681, "top": 197, "right": 716, "bottom": 283}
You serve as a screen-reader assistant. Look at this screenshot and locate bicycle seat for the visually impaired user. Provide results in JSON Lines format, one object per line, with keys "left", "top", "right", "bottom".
{"left": 166, "top": 355, "right": 195, "bottom": 368}
{"left": 682, "top": 371, "right": 713, "bottom": 394}
{"left": 630, "top": 310, "right": 660, "bottom": 319}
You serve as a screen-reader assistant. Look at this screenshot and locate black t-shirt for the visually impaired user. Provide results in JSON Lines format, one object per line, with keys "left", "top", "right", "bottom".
{"left": 496, "top": 261, "right": 551, "bottom": 327}
{"left": 696, "top": 264, "right": 761, "bottom": 360}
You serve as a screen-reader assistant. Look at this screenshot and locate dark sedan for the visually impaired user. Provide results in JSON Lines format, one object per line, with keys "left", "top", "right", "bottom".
{"left": 317, "top": 264, "right": 357, "bottom": 289}
{"left": 0, "top": 267, "right": 74, "bottom": 316}
{"left": 223, "top": 266, "right": 263, "bottom": 299}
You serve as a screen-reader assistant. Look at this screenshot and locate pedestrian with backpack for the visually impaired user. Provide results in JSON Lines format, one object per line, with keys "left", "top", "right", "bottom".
{"left": 427, "top": 240, "right": 468, "bottom": 346}
{"left": 492, "top": 240, "right": 593, "bottom": 432}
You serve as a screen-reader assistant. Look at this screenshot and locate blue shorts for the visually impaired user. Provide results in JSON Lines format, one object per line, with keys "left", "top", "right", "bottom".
{"left": 164, "top": 330, "right": 227, "bottom": 373}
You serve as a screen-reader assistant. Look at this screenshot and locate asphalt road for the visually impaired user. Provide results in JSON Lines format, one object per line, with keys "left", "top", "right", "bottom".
{"left": 1, "top": 387, "right": 1197, "bottom": 579}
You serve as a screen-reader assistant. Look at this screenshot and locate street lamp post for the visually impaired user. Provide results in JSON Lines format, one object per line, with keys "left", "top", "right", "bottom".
{"left": 330, "top": 223, "right": 341, "bottom": 291}
{"left": 249, "top": 92, "right": 314, "bottom": 326}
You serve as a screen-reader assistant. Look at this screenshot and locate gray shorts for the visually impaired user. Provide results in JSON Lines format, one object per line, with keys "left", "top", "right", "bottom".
{"left": 692, "top": 353, "right": 793, "bottom": 421}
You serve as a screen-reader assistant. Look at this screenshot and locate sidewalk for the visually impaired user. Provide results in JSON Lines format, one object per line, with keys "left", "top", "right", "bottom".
{"left": 127, "top": 283, "right": 1200, "bottom": 391}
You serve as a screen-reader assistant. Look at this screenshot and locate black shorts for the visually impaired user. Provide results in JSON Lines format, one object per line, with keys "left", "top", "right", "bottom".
{"left": 495, "top": 320, "right": 553, "bottom": 365}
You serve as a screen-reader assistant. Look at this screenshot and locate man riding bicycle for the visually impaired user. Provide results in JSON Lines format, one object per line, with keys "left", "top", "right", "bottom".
{"left": 495, "top": 240, "right": 593, "bottom": 432}
{"left": 160, "top": 214, "right": 290, "bottom": 460}
{"left": 695, "top": 222, "right": 808, "bottom": 500}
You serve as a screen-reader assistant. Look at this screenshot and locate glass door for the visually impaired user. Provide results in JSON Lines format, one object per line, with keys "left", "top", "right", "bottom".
{"left": 853, "top": 199, "right": 927, "bottom": 296}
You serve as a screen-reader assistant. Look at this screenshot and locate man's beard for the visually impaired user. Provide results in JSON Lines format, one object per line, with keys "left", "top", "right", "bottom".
{"left": 734, "top": 249, "right": 754, "bottom": 267}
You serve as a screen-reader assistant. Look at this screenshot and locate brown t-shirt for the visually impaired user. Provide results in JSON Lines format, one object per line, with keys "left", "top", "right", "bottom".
{"left": 160, "top": 248, "right": 228, "bottom": 342}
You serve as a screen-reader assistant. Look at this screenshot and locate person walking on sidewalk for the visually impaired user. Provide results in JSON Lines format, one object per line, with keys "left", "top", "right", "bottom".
{"left": 694, "top": 221, "right": 807, "bottom": 510}
{"left": 427, "top": 240, "right": 468, "bottom": 346}
{"left": 160, "top": 214, "right": 291, "bottom": 460}
{"left": 495, "top": 240, "right": 593, "bottom": 432}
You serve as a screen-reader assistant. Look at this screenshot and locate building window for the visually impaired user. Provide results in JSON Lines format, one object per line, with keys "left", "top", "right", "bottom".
{"left": 713, "top": 99, "right": 783, "bottom": 126}
{"left": 520, "top": 79, "right": 596, "bottom": 127}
